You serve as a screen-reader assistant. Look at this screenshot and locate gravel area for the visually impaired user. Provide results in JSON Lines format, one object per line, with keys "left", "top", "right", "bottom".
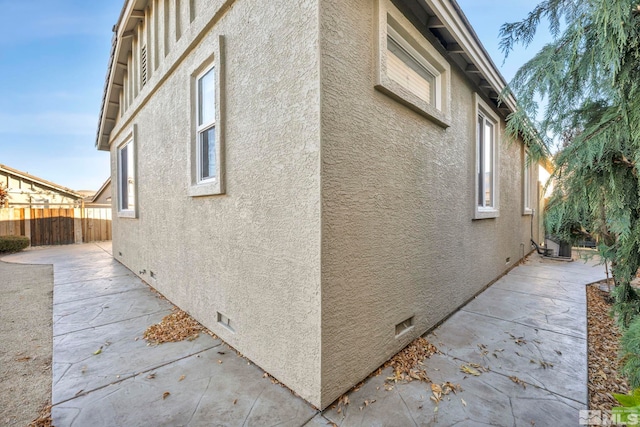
{"left": 0, "top": 259, "right": 53, "bottom": 427}
{"left": 587, "top": 283, "right": 629, "bottom": 413}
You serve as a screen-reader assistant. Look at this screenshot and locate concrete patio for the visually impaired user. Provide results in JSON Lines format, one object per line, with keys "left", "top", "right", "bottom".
{"left": 2, "top": 243, "right": 606, "bottom": 426}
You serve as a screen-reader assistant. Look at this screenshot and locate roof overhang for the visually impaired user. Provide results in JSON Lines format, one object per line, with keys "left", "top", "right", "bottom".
{"left": 96, "top": 0, "right": 148, "bottom": 151}
{"left": 400, "top": 0, "right": 517, "bottom": 116}
{"left": 96, "top": 0, "right": 519, "bottom": 151}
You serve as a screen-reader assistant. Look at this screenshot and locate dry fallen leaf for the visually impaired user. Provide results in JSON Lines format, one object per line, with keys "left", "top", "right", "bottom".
{"left": 461, "top": 398, "right": 467, "bottom": 407}
{"left": 30, "top": 402, "right": 52, "bottom": 427}
{"left": 460, "top": 365, "right": 481, "bottom": 376}
{"left": 147, "top": 373, "right": 156, "bottom": 379}
{"left": 233, "top": 399, "right": 237, "bottom": 405}
{"left": 144, "top": 308, "right": 206, "bottom": 344}
{"left": 162, "top": 391, "right": 170, "bottom": 399}
{"left": 509, "top": 376, "right": 526, "bottom": 388}
{"left": 587, "top": 284, "right": 629, "bottom": 412}
{"left": 507, "top": 333, "right": 527, "bottom": 346}
{"left": 381, "top": 337, "right": 438, "bottom": 386}
{"left": 178, "top": 375, "right": 185, "bottom": 381}
{"left": 217, "top": 360, "right": 223, "bottom": 364}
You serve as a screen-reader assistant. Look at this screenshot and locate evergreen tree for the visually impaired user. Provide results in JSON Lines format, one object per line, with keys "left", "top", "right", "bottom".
{"left": 500, "top": 0, "right": 640, "bottom": 385}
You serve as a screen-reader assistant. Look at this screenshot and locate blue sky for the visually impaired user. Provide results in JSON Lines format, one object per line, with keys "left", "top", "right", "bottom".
{"left": 0, "top": 1, "right": 121, "bottom": 191}
{"left": 0, "top": 1, "right": 550, "bottom": 192}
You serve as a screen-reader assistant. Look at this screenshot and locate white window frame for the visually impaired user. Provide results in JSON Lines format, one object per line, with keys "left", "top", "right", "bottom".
{"left": 374, "top": 0, "right": 451, "bottom": 128}
{"left": 117, "top": 127, "right": 138, "bottom": 218}
{"left": 189, "top": 35, "right": 225, "bottom": 197}
{"left": 523, "top": 149, "right": 534, "bottom": 215}
{"left": 474, "top": 94, "right": 500, "bottom": 219}
{"left": 196, "top": 65, "right": 216, "bottom": 183}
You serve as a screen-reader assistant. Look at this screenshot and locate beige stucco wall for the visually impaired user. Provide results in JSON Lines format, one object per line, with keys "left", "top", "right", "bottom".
{"left": 318, "top": 0, "right": 540, "bottom": 408}
{"left": 107, "top": 0, "right": 543, "bottom": 410}
{"left": 109, "top": 0, "right": 322, "bottom": 405}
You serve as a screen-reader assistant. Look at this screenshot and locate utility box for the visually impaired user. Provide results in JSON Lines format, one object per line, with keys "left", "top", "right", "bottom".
{"left": 558, "top": 241, "right": 572, "bottom": 258}
{"left": 545, "top": 237, "right": 572, "bottom": 258}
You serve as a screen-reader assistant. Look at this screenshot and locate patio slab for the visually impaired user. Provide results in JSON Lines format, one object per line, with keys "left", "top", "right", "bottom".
{"left": 2, "top": 244, "right": 606, "bottom": 426}
{"left": 426, "top": 309, "right": 587, "bottom": 403}
{"left": 53, "top": 287, "right": 171, "bottom": 337}
{"left": 53, "top": 345, "right": 318, "bottom": 427}
{"left": 491, "top": 275, "right": 586, "bottom": 304}
{"left": 53, "top": 274, "right": 142, "bottom": 305}
{"left": 323, "top": 355, "right": 583, "bottom": 427}
{"left": 52, "top": 313, "right": 219, "bottom": 404}
{"left": 461, "top": 285, "right": 587, "bottom": 339}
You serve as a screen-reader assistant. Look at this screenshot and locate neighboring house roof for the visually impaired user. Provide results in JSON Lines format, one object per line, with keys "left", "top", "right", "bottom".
{"left": 95, "top": 0, "right": 518, "bottom": 151}
{"left": 86, "top": 177, "right": 112, "bottom": 203}
{"left": 0, "top": 164, "right": 84, "bottom": 200}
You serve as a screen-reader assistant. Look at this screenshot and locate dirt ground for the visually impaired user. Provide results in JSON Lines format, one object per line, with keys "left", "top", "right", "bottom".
{"left": 0, "top": 259, "right": 53, "bottom": 427}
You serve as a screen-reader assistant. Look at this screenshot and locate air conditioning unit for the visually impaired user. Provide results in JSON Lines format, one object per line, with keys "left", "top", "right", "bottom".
{"left": 545, "top": 237, "right": 572, "bottom": 258}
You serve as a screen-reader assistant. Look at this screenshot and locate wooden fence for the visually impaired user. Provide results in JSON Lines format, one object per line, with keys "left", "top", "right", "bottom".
{"left": 0, "top": 207, "right": 111, "bottom": 246}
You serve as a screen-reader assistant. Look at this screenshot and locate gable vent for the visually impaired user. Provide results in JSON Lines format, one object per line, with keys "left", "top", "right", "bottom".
{"left": 141, "top": 45, "right": 148, "bottom": 86}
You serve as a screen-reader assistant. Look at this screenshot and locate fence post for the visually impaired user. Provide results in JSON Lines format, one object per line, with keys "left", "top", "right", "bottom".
{"left": 74, "top": 208, "right": 83, "bottom": 244}
{"left": 24, "top": 208, "right": 31, "bottom": 246}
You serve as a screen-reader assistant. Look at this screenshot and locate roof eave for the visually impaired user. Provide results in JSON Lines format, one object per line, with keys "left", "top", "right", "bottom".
{"left": 422, "top": 0, "right": 517, "bottom": 114}
{"left": 95, "top": 0, "right": 143, "bottom": 152}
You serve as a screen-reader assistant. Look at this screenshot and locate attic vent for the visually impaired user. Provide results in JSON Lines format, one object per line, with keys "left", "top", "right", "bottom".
{"left": 141, "top": 45, "right": 148, "bottom": 86}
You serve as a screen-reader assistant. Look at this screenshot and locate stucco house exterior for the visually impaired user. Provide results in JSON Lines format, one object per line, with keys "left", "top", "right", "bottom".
{"left": 84, "top": 178, "right": 112, "bottom": 207}
{"left": 96, "top": 0, "right": 543, "bottom": 408}
{"left": 0, "top": 164, "right": 84, "bottom": 208}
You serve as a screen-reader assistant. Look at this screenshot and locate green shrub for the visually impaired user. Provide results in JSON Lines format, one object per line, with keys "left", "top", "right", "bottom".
{"left": 621, "top": 317, "right": 640, "bottom": 388}
{"left": 0, "top": 235, "right": 30, "bottom": 253}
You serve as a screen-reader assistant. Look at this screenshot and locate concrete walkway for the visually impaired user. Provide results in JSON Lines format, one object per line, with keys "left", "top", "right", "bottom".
{"left": 3, "top": 243, "right": 606, "bottom": 426}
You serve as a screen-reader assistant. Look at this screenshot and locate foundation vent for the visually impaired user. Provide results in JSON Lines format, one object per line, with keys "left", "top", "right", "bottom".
{"left": 395, "top": 316, "right": 414, "bottom": 337}
{"left": 217, "top": 312, "right": 235, "bottom": 333}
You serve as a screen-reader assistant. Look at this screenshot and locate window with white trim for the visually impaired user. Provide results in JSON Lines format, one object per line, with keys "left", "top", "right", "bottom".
{"left": 375, "top": 0, "right": 450, "bottom": 127}
{"left": 387, "top": 26, "right": 438, "bottom": 108}
{"left": 117, "top": 137, "right": 137, "bottom": 218}
{"left": 197, "top": 66, "right": 216, "bottom": 182}
{"left": 189, "top": 36, "right": 225, "bottom": 197}
{"left": 474, "top": 94, "right": 499, "bottom": 219}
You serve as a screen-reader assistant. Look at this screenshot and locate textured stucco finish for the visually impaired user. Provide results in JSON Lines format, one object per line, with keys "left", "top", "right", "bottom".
{"left": 318, "top": 0, "right": 539, "bottom": 408}
{"left": 107, "top": 0, "right": 541, "bottom": 409}
{"left": 109, "top": 0, "right": 322, "bottom": 406}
